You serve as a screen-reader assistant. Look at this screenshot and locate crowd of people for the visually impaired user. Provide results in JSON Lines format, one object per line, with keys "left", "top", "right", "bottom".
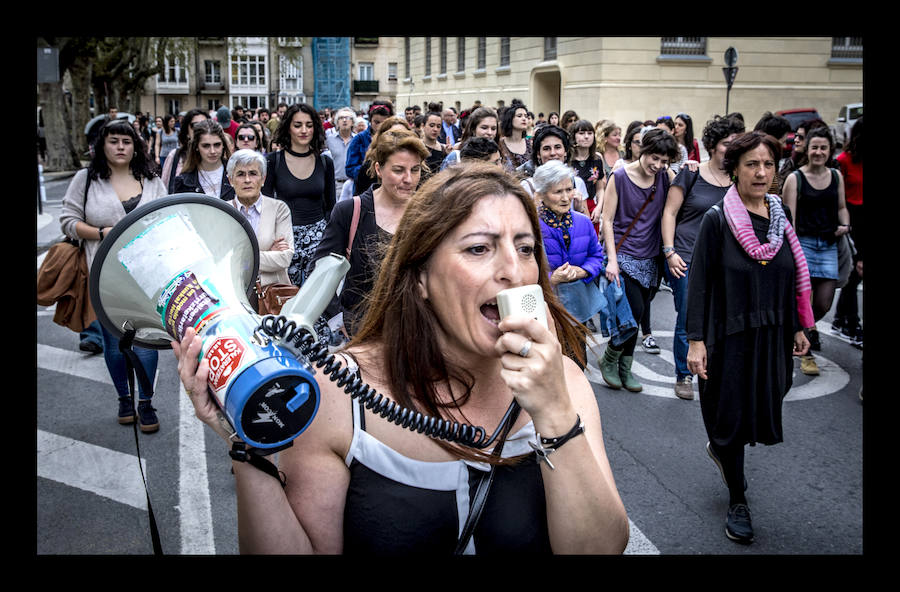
{"left": 57, "top": 96, "right": 863, "bottom": 553}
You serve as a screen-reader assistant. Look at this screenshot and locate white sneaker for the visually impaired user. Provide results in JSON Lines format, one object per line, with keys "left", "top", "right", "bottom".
{"left": 641, "top": 335, "right": 660, "bottom": 354}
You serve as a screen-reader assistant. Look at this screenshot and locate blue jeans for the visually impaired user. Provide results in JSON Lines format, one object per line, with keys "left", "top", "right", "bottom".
{"left": 100, "top": 324, "right": 158, "bottom": 400}
{"left": 663, "top": 261, "right": 691, "bottom": 381}
{"left": 80, "top": 320, "right": 103, "bottom": 348}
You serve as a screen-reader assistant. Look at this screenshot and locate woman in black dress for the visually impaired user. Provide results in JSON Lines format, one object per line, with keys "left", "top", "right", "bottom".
{"left": 686, "top": 131, "right": 812, "bottom": 545}
{"left": 262, "top": 103, "right": 336, "bottom": 288}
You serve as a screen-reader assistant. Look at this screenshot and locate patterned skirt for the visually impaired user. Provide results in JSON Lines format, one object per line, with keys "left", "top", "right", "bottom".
{"left": 289, "top": 218, "right": 332, "bottom": 342}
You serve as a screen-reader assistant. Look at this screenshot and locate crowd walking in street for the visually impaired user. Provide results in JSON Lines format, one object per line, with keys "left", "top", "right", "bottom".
{"left": 38, "top": 93, "right": 863, "bottom": 555}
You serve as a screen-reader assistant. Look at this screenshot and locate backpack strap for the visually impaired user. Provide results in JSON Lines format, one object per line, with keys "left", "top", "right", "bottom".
{"left": 346, "top": 195, "right": 361, "bottom": 258}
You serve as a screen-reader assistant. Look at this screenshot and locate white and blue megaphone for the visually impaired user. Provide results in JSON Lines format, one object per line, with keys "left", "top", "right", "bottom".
{"left": 89, "top": 194, "right": 349, "bottom": 450}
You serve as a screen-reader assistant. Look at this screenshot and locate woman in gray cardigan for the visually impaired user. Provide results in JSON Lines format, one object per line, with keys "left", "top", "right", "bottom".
{"left": 59, "top": 119, "right": 168, "bottom": 432}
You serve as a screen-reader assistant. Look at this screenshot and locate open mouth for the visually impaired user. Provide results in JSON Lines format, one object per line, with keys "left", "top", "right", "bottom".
{"left": 480, "top": 298, "right": 501, "bottom": 326}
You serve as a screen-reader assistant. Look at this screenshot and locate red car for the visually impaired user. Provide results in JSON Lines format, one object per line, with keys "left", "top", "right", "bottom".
{"left": 775, "top": 108, "right": 822, "bottom": 153}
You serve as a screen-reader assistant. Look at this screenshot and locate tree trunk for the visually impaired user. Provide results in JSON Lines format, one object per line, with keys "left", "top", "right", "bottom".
{"left": 38, "top": 81, "right": 80, "bottom": 172}
{"left": 67, "top": 60, "right": 93, "bottom": 155}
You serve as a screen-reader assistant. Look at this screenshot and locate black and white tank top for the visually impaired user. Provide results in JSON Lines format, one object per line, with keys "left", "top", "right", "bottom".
{"left": 342, "top": 399, "right": 552, "bottom": 555}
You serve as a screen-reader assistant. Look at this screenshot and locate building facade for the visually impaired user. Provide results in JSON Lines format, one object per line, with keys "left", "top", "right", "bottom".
{"left": 397, "top": 37, "right": 863, "bottom": 135}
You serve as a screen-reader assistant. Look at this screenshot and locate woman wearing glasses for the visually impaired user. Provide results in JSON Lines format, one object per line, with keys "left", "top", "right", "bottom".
{"left": 235, "top": 122, "right": 264, "bottom": 153}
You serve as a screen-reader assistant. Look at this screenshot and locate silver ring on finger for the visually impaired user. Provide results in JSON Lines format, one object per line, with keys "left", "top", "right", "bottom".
{"left": 518, "top": 339, "right": 533, "bottom": 357}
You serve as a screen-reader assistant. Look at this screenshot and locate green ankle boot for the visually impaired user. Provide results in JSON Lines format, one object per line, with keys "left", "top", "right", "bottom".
{"left": 619, "top": 355, "right": 642, "bottom": 392}
{"left": 599, "top": 346, "right": 623, "bottom": 389}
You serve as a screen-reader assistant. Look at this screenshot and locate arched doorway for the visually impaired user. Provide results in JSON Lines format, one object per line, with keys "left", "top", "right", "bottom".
{"left": 531, "top": 66, "right": 561, "bottom": 122}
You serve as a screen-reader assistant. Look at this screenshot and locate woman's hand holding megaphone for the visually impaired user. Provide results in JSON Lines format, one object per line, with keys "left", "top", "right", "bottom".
{"left": 172, "top": 326, "right": 236, "bottom": 443}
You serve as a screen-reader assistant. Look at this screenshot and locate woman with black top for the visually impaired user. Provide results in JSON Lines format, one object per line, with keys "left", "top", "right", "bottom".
{"left": 420, "top": 111, "right": 447, "bottom": 180}
{"left": 173, "top": 161, "right": 628, "bottom": 555}
{"left": 661, "top": 115, "right": 741, "bottom": 400}
{"left": 598, "top": 129, "right": 678, "bottom": 392}
{"left": 172, "top": 119, "right": 235, "bottom": 201}
{"left": 498, "top": 101, "right": 532, "bottom": 173}
{"left": 686, "top": 131, "right": 812, "bottom": 545}
{"left": 262, "top": 103, "right": 336, "bottom": 291}
{"left": 568, "top": 119, "right": 604, "bottom": 234}
{"left": 780, "top": 126, "right": 850, "bottom": 376}
{"left": 312, "top": 128, "right": 430, "bottom": 337}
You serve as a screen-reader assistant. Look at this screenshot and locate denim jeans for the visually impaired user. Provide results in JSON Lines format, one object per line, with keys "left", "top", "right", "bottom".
{"left": 663, "top": 261, "right": 691, "bottom": 381}
{"left": 100, "top": 324, "right": 158, "bottom": 400}
{"left": 80, "top": 320, "right": 103, "bottom": 348}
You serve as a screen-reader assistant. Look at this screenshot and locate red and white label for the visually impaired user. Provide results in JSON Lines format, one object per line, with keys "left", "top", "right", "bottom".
{"left": 205, "top": 337, "right": 246, "bottom": 393}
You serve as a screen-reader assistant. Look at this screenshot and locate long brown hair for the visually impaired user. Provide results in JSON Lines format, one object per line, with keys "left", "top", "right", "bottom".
{"left": 350, "top": 161, "right": 588, "bottom": 462}
{"left": 182, "top": 119, "right": 231, "bottom": 173}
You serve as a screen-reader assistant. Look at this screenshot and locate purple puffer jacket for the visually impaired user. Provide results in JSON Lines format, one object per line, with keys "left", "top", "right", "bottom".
{"left": 540, "top": 211, "right": 605, "bottom": 282}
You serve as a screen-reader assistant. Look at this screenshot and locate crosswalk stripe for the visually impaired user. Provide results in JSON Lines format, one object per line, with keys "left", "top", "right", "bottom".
{"left": 37, "top": 429, "right": 148, "bottom": 510}
{"left": 178, "top": 382, "right": 215, "bottom": 554}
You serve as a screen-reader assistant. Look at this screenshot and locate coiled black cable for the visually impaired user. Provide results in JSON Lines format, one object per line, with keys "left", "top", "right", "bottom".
{"left": 257, "top": 314, "right": 518, "bottom": 450}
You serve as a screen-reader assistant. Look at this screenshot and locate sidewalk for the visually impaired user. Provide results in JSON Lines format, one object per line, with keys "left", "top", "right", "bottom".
{"left": 36, "top": 167, "right": 80, "bottom": 254}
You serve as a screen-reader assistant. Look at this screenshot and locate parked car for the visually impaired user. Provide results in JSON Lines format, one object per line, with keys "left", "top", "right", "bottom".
{"left": 775, "top": 108, "right": 822, "bottom": 154}
{"left": 834, "top": 103, "right": 862, "bottom": 147}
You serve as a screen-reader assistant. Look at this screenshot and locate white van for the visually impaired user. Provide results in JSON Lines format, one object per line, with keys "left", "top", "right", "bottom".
{"left": 834, "top": 103, "right": 862, "bottom": 147}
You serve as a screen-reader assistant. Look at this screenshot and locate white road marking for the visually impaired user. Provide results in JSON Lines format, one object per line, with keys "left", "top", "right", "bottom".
{"left": 178, "top": 382, "right": 215, "bottom": 554}
{"left": 37, "top": 343, "right": 112, "bottom": 384}
{"left": 586, "top": 330, "right": 851, "bottom": 401}
{"left": 37, "top": 429, "right": 148, "bottom": 511}
{"left": 624, "top": 519, "right": 660, "bottom": 554}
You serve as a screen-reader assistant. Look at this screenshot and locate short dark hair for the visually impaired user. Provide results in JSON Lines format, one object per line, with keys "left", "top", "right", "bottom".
{"left": 753, "top": 112, "right": 792, "bottom": 139}
{"left": 722, "top": 131, "right": 783, "bottom": 177}
{"left": 805, "top": 126, "right": 835, "bottom": 156}
{"left": 701, "top": 115, "right": 743, "bottom": 153}
{"left": 639, "top": 128, "right": 679, "bottom": 161}
{"left": 568, "top": 119, "right": 596, "bottom": 154}
{"left": 531, "top": 124, "right": 570, "bottom": 165}
{"left": 460, "top": 137, "right": 500, "bottom": 161}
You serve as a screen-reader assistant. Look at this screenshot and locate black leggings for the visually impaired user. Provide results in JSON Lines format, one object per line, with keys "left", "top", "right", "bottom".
{"left": 611, "top": 273, "right": 652, "bottom": 357}
{"left": 709, "top": 440, "right": 747, "bottom": 506}
{"left": 811, "top": 277, "right": 837, "bottom": 322}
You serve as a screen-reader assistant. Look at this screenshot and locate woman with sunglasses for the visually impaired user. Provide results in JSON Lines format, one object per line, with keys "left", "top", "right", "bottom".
{"left": 235, "top": 122, "right": 264, "bottom": 153}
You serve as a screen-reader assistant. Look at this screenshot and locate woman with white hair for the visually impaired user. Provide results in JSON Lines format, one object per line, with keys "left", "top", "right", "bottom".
{"left": 534, "top": 159, "right": 605, "bottom": 364}
{"left": 225, "top": 149, "right": 294, "bottom": 312}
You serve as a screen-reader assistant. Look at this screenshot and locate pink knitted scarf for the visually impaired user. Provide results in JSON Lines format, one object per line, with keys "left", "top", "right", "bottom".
{"left": 722, "top": 185, "right": 815, "bottom": 329}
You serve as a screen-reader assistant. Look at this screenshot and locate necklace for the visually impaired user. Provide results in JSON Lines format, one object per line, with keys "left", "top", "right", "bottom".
{"left": 285, "top": 146, "right": 314, "bottom": 157}
{"left": 707, "top": 162, "right": 729, "bottom": 186}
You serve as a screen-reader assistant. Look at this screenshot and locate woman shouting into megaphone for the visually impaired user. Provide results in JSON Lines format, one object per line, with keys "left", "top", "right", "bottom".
{"left": 173, "top": 162, "right": 629, "bottom": 555}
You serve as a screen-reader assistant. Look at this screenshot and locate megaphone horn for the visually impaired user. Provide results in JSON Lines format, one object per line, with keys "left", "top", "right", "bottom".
{"left": 89, "top": 194, "right": 347, "bottom": 450}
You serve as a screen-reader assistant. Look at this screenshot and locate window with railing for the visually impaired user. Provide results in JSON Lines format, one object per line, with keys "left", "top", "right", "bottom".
{"left": 500, "top": 37, "right": 510, "bottom": 67}
{"left": 477, "top": 37, "right": 486, "bottom": 70}
{"left": 457, "top": 37, "right": 465, "bottom": 73}
{"left": 440, "top": 37, "right": 447, "bottom": 75}
{"left": 660, "top": 37, "right": 707, "bottom": 56}
{"left": 158, "top": 58, "right": 188, "bottom": 85}
{"left": 405, "top": 37, "right": 411, "bottom": 79}
{"left": 279, "top": 55, "right": 301, "bottom": 91}
{"left": 388, "top": 62, "right": 397, "bottom": 81}
{"left": 424, "top": 37, "right": 432, "bottom": 77}
{"left": 831, "top": 37, "right": 862, "bottom": 60}
{"left": 544, "top": 37, "right": 556, "bottom": 61}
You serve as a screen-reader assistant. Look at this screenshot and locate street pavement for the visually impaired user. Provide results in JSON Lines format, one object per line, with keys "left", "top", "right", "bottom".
{"left": 36, "top": 171, "right": 863, "bottom": 555}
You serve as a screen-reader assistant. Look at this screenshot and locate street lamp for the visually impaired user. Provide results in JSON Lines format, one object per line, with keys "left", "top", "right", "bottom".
{"left": 723, "top": 47, "right": 738, "bottom": 115}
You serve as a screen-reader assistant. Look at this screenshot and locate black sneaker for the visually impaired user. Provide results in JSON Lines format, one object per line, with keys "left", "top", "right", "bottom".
{"left": 808, "top": 329, "right": 821, "bottom": 352}
{"left": 137, "top": 400, "right": 160, "bottom": 433}
{"left": 79, "top": 340, "right": 103, "bottom": 355}
{"left": 830, "top": 317, "right": 845, "bottom": 335}
{"left": 118, "top": 397, "right": 136, "bottom": 425}
{"left": 725, "top": 503, "right": 754, "bottom": 544}
{"left": 850, "top": 327, "right": 863, "bottom": 349}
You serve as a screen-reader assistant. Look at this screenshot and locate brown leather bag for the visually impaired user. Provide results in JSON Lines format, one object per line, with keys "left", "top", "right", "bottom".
{"left": 254, "top": 279, "right": 299, "bottom": 316}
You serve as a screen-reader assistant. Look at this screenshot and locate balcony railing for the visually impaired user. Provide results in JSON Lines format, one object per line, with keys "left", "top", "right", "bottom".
{"left": 354, "top": 37, "right": 379, "bottom": 46}
{"left": 353, "top": 80, "right": 379, "bottom": 94}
